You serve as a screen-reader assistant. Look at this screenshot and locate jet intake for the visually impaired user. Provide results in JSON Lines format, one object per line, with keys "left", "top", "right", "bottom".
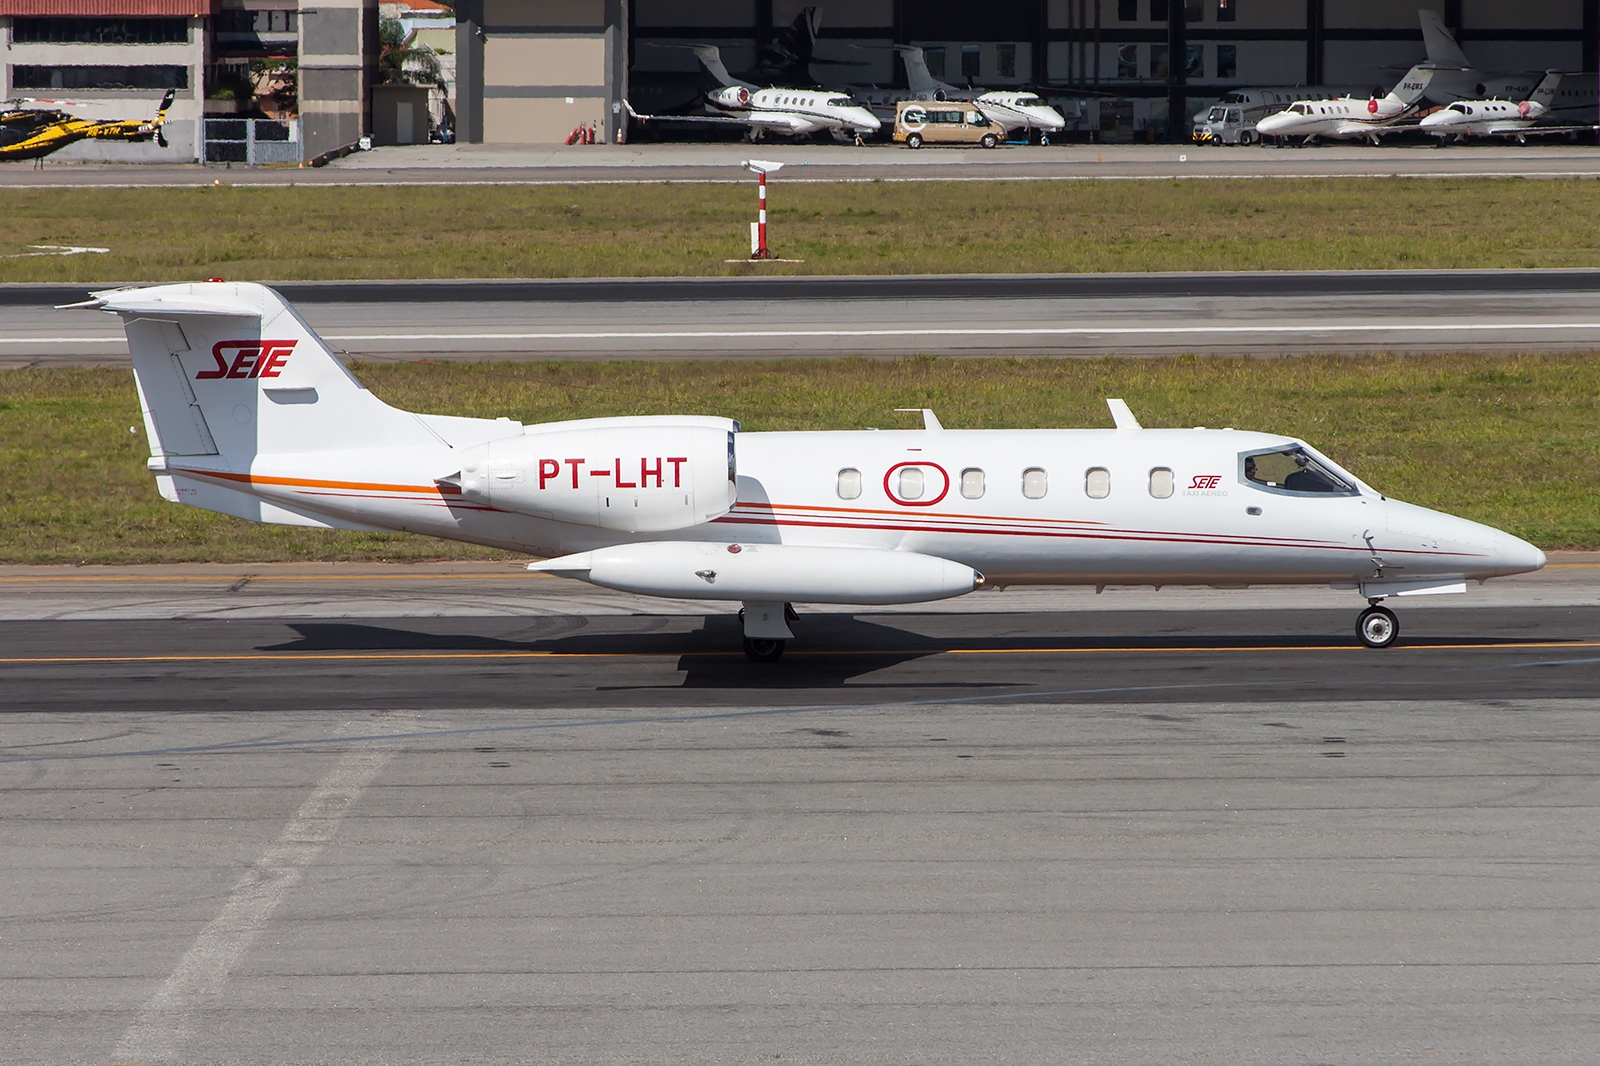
{"left": 530, "top": 542, "right": 983, "bottom": 605}
{"left": 455, "top": 418, "right": 738, "bottom": 532}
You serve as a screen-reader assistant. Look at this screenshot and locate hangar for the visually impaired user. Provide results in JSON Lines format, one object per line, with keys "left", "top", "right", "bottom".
{"left": 2, "top": 0, "right": 1596, "bottom": 156}
{"left": 454, "top": 0, "right": 1598, "bottom": 143}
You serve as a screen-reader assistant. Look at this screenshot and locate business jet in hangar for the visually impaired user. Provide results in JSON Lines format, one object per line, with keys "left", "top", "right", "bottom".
{"left": 1420, "top": 73, "right": 1595, "bottom": 143}
{"left": 72, "top": 283, "right": 1545, "bottom": 661}
{"left": 625, "top": 45, "right": 879, "bottom": 142}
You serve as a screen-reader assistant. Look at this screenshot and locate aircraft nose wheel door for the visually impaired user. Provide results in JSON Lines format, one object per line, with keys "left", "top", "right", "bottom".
{"left": 1357, "top": 604, "right": 1399, "bottom": 648}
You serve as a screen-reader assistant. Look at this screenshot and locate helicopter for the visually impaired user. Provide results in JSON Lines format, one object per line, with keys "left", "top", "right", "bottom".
{"left": 0, "top": 88, "right": 174, "bottom": 161}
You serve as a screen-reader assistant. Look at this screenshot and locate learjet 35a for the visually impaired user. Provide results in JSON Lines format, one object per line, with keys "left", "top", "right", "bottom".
{"left": 76, "top": 283, "right": 1545, "bottom": 660}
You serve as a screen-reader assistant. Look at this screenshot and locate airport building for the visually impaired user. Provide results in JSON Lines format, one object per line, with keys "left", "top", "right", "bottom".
{"left": 3, "top": 0, "right": 1597, "bottom": 157}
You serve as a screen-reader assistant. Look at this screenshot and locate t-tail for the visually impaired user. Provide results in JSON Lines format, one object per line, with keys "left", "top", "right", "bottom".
{"left": 1528, "top": 71, "right": 1560, "bottom": 111}
{"left": 63, "top": 282, "right": 445, "bottom": 529}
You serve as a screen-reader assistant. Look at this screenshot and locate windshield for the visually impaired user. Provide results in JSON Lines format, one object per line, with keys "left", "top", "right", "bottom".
{"left": 1241, "top": 446, "right": 1357, "bottom": 495}
{"left": 826, "top": 96, "right": 852, "bottom": 107}
{"left": 1208, "top": 106, "right": 1226, "bottom": 120}
{"left": 1015, "top": 95, "right": 1043, "bottom": 106}
{"left": 1289, "top": 103, "right": 1309, "bottom": 115}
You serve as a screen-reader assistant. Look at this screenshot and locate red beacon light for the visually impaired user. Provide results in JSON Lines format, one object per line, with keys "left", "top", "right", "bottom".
{"left": 205, "top": 277, "right": 225, "bottom": 282}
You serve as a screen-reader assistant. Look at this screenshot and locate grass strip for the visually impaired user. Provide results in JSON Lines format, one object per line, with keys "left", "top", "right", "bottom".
{"left": 1, "top": 352, "right": 1595, "bottom": 563}
{"left": 5, "top": 178, "right": 1600, "bottom": 282}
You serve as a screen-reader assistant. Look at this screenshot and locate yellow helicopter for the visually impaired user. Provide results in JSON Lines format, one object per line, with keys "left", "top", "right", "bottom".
{"left": 0, "top": 88, "right": 174, "bottom": 161}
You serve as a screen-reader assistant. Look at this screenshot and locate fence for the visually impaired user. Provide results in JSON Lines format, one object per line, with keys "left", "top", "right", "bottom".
{"left": 203, "top": 118, "right": 300, "bottom": 165}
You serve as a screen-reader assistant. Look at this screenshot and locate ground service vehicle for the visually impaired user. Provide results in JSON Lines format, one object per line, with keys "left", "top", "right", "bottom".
{"left": 894, "top": 101, "right": 1000, "bottom": 148}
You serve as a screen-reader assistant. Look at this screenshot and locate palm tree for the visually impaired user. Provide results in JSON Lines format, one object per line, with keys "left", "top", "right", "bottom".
{"left": 377, "top": 16, "right": 443, "bottom": 87}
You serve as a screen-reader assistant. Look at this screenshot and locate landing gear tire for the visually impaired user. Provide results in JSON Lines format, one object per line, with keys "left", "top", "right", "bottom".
{"left": 743, "top": 637, "right": 786, "bottom": 662}
{"left": 1356, "top": 605, "right": 1399, "bottom": 649}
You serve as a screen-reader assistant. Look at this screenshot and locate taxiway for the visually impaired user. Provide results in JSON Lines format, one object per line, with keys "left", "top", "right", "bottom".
{"left": 6, "top": 269, "right": 1600, "bottom": 364}
{"left": 3, "top": 560, "right": 1599, "bottom": 1063}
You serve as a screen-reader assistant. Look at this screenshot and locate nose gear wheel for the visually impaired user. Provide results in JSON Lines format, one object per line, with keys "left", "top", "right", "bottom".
{"left": 1356, "top": 605, "right": 1399, "bottom": 648}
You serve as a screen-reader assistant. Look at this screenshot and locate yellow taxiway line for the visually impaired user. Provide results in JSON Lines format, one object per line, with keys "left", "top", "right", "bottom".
{"left": 2, "top": 640, "right": 1597, "bottom": 665}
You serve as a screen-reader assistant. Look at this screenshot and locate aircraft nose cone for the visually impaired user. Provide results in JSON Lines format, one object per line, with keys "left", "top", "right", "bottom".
{"left": 1493, "top": 530, "right": 1547, "bottom": 575}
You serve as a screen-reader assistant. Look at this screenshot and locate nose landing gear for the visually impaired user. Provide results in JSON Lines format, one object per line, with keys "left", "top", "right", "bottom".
{"left": 1356, "top": 602, "right": 1399, "bottom": 648}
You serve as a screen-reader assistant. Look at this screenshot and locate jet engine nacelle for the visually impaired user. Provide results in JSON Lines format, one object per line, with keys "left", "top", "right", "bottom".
{"left": 452, "top": 417, "right": 738, "bottom": 532}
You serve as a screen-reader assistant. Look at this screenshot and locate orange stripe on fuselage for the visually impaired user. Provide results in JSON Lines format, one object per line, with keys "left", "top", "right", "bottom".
{"left": 172, "top": 468, "right": 460, "bottom": 496}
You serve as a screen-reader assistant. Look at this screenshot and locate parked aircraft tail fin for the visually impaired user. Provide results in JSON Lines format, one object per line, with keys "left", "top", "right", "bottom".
{"left": 692, "top": 45, "right": 752, "bottom": 89}
{"left": 895, "top": 45, "right": 950, "bottom": 96}
{"left": 1528, "top": 70, "right": 1560, "bottom": 108}
{"left": 1418, "top": 9, "right": 1471, "bottom": 69}
{"left": 66, "top": 282, "right": 434, "bottom": 462}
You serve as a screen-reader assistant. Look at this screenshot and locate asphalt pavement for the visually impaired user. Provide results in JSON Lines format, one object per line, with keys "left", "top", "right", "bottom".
{"left": 5, "top": 141, "right": 1600, "bottom": 186}
{"left": 3, "top": 560, "right": 1599, "bottom": 1063}
{"left": 8, "top": 268, "right": 1600, "bottom": 364}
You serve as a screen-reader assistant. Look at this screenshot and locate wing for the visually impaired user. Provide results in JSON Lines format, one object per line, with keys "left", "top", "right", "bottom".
{"left": 626, "top": 102, "right": 819, "bottom": 134}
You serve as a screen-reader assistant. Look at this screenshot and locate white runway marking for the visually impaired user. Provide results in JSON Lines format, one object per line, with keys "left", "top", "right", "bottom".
{"left": 8, "top": 321, "right": 1600, "bottom": 349}
{"left": 110, "top": 715, "right": 419, "bottom": 1063}
{"left": 316, "top": 321, "right": 1600, "bottom": 341}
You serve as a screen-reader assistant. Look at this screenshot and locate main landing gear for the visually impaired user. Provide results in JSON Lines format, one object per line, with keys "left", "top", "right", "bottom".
{"left": 1356, "top": 602, "right": 1399, "bottom": 649}
{"left": 739, "top": 601, "right": 798, "bottom": 662}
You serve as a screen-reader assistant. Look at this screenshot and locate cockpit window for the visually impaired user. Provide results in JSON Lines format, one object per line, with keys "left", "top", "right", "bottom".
{"left": 1241, "top": 446, "right": 1357, "bottom": 496}
{"left": 1016, "top": 95, "right": 1042, "bottom": 106}
{"left": 1289, "top": 103, "right": 1308, "bottom": 115}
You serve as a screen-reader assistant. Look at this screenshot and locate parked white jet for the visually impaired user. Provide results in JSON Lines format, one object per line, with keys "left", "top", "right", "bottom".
{"left": 890, "top": 45, "right": 1066, "bottom": 140}
{"left": 74, "top": 283, "right": 1545, "bottom": 660}
{"left": 626, "top": 45, "right": 879, "bottom": 141}
{"left": 1254, "top": 91, "right": 1416, "bottom": 144}
{"left": 1420, "top": 72, "right": 1592, "bottom": 142}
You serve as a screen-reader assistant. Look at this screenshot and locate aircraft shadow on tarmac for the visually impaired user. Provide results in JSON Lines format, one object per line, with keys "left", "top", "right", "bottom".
{"left": 257, "top": 613, "right": 1559, "bottom": 690}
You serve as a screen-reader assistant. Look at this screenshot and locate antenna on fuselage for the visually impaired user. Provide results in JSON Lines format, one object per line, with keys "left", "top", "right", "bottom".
{"left": 894, "top": 408, "right": 943, "bottom": 431}
{"left": 1106, "top": 398, "right": 1142, "bottom": 430}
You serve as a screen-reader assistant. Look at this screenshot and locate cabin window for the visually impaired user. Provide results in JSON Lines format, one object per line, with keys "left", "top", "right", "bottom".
{"left": 961, "top": 468, "right": 985, "bottom": 499}
{"left": 837, "top": 468, "right": 862, "bottom": 500}
{"left": 1149, "top": 468, "right": 1174, "bottom": 498}
{"left": 1241, "top": 447, "right": 1356, "bottom": 496}
{"left": 1085, "top": 467, "right": 1110, "bottom": 499}
{"left": 898, "top": 466, "right": 925, "bottom": 500}
{"left": 1022, "top": 467, "right": 1048, "bottom": 499}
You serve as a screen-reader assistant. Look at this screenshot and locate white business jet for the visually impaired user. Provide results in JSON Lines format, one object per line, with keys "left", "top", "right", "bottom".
{"left": 72, "top": 283, "right": 1544, "bottom": 660}
{"left": 626, "top": 45, "right": 879, "bottom": 141}
{"left": 1254, "top": 90, "right": 1417, "bottom": 144}
{"left": 1420, "top": 73, "right": 1591, "bottom": 142}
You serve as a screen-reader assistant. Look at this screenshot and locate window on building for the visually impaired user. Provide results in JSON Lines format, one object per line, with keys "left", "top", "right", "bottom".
{"left": 214, "top": 10, "right": 298, "bottom": 35}
{"left": 1186, "top": 44, "right": 1204, "bottom": 78}
{"left": 1085, "top": 467, "right": 1111, "bottom": 499}
{"left": 1217, "top": 44, "right": 1238, "bottom": 78}
{"left": 997, "top": 43, "right": 1017, "bottom": 79}
{"left": 12, "top": 65, "right": 189, "bottom": 90}
{"left": 961, "top": 468, "right": 985, "bottom": 499}
{"left": 1151, "top": 0, "right": 1169, "bottom": 19}
{"left": 837, "top": 468, "right": 862, "bottom": 500}
{"left": 1150, "top": 45, "right": 1169, "bottom": 79}
{"left": 1184, "top": 0, "right": 1203, "bottom": 20}
{"left": 1118, "top": 44, "right": 1139, "bottom": 79}
{"left": 1216, "top": 0, "right": 1236, "bottom": 21}
{"left": 1118, "top": 0, "right": 1138, "bottom": 20}
{"left": 1149, "top": 468, "right": 1174, "bottom": 498}
{"left": 1022, "top": 468, "right": 1048, "bottom": 499}
{"left": 961, "top": 45, "right": 981, "bottom": 80}
{"left": 924, "top": 46, "right": 946, "bottom": 77}
{"left": 898, "top": 467, "right": 925, "bottom": 500}
{"left": 11, "top": 17, "right": 189, "bottom": 44}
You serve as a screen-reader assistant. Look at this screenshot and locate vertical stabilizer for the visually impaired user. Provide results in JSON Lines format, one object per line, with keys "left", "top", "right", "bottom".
{"left": 895, "top": 45, "right": 954, "bottom": 96}
{"left": 74, "top": 282, "right": 435, "bottom": 465}
{"left": 692, "top": 45, "right": 752, "bottom": 89}
{"left": 1528, "top": 71, "right": 1560, "bottom": 109}
{"left": 1418, "top": 9, "right": 1471, "bottom": 69}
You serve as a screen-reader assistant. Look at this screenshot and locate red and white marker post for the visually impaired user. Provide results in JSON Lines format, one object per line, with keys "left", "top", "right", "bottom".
{"left": 741, "top": 159, "right": 784, "bottom": 260}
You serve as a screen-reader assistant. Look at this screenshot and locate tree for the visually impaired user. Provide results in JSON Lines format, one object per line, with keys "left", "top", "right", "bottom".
{"left": 377, "top": 16, "right": 443, "bottom": 87}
